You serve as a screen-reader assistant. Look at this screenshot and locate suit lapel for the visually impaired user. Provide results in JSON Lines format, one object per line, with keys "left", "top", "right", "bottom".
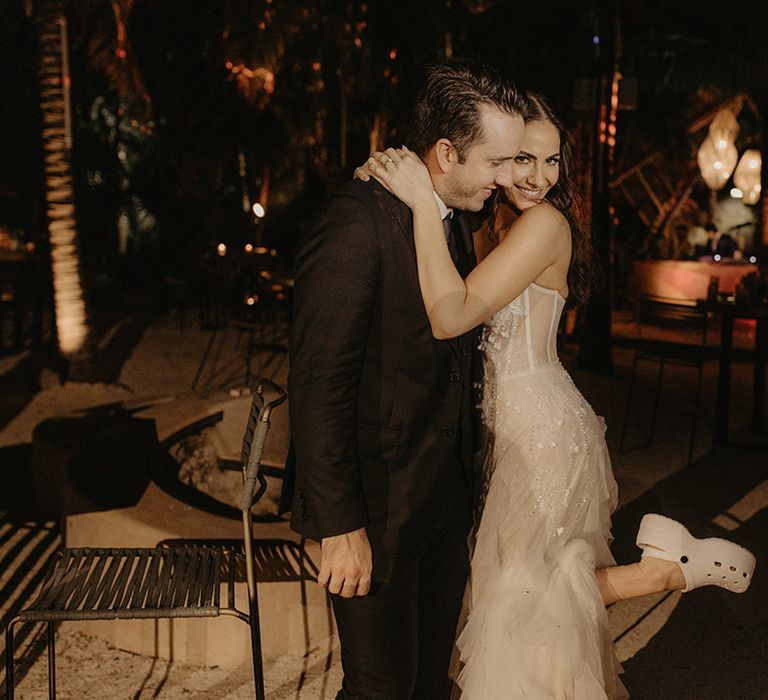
{"left": 390, "top": 199, "right": 416, "bottom": 255}
{"left": 390, "top": 200, "right": 477, "bottom": 357}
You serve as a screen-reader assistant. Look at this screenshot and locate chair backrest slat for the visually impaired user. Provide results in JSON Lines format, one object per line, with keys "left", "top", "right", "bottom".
{"left": 137, "top": 550, "right": 162, "bottom": 608}
{"left": 155, "top": 549, "right": 176, "bottom": 608}
{"left": 77, "top": 553, "right": 110, "bottom": 610}
{"left": 637, "top": 295, "right": 709, "bottom": 345}
{"left": 126, "top": 550, "right": 153, "bottom": 609}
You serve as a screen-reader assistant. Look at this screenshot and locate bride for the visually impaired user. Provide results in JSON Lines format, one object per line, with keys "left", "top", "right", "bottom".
{"left": 357, "top": 92, "right": 756, "bottom": 698}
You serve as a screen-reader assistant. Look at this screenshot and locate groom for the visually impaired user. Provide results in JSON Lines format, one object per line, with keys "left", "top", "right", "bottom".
{"left": 283, "top": 60, "right": 525, "bottom": 698}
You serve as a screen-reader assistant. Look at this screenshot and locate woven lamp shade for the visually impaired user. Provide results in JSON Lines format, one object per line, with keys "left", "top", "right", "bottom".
{"left": 708, "top": 108, "right": 740, "bottom": 150}
{"left": 698, "top": 108, "right": 741, "bottom": 191}
{"left": 733, "top": 149, "right": 762, "bottom": 205}
{"left": 697, "top": 135, "right": 739, "bottom": 190}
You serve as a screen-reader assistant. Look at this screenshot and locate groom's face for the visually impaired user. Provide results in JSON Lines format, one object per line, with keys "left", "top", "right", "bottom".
{"left": 441, "top": 106, "right": 525, "bottom": 212}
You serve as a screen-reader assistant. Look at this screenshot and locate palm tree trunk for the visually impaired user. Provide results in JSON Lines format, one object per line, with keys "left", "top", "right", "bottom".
{"left": 37, "top": 0, "right": 91, "bottom": 358}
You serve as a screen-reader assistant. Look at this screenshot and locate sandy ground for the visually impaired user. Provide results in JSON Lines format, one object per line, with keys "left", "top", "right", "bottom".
{"left": 1, "top": 316, "right": 346, "bottom": 698}
{"left": 1, "top": 312, "right": 765, "bottom": 698}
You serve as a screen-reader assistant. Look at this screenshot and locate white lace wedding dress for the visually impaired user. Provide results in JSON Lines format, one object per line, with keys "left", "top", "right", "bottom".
{"left": 455, "top": 282, "right": 629, "bottom": 699}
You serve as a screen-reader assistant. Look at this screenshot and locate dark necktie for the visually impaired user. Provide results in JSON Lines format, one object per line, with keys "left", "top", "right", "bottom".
{"left": 442, "top": 216, "right": 462, "bottom": 268}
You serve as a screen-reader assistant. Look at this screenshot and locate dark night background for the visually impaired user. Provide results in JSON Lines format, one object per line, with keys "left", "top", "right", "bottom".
{"left": 0, "top": 0, "right": 767, "bottom": 364}
{"left": 1, "top": 4, "right": 768, "bottom": 697}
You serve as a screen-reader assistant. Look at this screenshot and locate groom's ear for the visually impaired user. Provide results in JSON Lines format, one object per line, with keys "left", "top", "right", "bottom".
{"left": 434, "top": 138, "right": 458, "bottom": 173}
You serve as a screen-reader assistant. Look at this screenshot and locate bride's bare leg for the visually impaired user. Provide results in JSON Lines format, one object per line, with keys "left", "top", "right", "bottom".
{"left": 597, "top": 514, "right": 756, "bottom": 604}
{"left": 595, "top": 558, "right": 686, "bottom": 606}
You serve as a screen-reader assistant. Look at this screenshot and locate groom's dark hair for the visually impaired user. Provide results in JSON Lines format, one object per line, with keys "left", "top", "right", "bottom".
{"left": 410, "top": 59, "right": 526, "bottom": 163}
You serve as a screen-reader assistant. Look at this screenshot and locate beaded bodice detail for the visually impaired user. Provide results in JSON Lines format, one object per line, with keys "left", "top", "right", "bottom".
{"left": 479, "top": 282, "right": 565, "bottom": 430}
{"left": 480, "top": 282, "right": 564, "bottom": 377}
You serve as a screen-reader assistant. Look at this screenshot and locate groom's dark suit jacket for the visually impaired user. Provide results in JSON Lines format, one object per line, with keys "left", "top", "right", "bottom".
{"left": 281, "top": 178, "right": 478, "bottom": 581}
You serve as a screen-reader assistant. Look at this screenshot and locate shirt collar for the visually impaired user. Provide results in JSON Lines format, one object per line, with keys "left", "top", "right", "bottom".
{"left": 433, "top": 191, "right": 452, "bottom": 220}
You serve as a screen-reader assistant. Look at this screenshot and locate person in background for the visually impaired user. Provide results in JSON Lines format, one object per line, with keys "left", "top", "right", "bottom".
{"left": 687, "top": 212, "right": 710, "bottom": 257}
{"left": 708, "top": 222, "right": 739, "bottom": 258}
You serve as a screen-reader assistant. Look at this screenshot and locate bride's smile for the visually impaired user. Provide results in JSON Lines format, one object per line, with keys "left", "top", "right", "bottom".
{"left": 505, "top": 119, "right": 561, "bottom": 210}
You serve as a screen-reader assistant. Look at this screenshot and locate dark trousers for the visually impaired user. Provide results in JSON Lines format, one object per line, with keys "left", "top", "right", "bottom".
{"left": 331, "top": 492, "right": 472, "bottom": 700}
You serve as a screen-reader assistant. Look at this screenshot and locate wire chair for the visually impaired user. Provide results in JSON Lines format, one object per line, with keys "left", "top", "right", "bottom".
{"left": 619, "top": 295, "right": 720, "bottom": 465}
{"left": 4, "top": 378, "right": 289, "bottom": 700}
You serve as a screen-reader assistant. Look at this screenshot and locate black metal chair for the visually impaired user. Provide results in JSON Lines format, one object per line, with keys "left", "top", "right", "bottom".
{"left": 619, "top": 295, "right": 720, "bottom": 465}
{"left": 4, "top": 379, "right": 292, "bottom": 700}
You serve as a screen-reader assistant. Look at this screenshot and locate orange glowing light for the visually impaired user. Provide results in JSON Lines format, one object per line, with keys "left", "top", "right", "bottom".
{"left": 389, "top": 49, "right": 397, "bottom": 60}
{"left": 226, "top": 63, "right": 275, "bottom": 105}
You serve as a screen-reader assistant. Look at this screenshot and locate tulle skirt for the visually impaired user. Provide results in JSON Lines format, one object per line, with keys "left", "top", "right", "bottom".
{"left": 454, "top": 365, "right": 628, "bottom": 699}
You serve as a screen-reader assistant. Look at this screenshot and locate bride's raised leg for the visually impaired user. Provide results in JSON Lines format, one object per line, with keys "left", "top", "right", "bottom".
{"left": 596, "top": 559, "right": 684, "bottom": 605}
{"left": 595, "top": 514, "right": 756, "bottom": 605}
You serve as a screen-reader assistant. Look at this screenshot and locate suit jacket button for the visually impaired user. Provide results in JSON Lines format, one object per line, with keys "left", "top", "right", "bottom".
{"left": 461, "top": 347, "right": 470, "bottom": 356}
{"left": 449, "top": 372, "right": 461, "bottom": 383}
{"left": 440, "top": 425, "right": 455, "bottom": 437}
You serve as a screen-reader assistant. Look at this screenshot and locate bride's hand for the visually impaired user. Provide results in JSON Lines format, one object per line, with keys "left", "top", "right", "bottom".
{"left": 354, "top": 146, "right": 433, "bottom": 210}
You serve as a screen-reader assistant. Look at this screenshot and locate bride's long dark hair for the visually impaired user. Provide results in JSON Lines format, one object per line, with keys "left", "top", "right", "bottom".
{"left": 489, "top": 91, "right": 599, "bottom": 307}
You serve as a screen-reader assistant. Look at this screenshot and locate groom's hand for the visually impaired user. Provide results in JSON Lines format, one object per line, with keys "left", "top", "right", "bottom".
{"left": 319, "top": 527, "right": 373, "bottom": 598}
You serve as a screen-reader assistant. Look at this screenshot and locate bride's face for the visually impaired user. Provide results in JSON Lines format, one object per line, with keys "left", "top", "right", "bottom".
{"left": 504, "top": 120, "right": 561, "bottom": 211}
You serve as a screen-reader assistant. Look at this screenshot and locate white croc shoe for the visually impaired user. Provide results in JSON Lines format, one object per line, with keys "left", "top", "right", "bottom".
{"left": 636, "top": 514, "right": 756, "bottom": 593}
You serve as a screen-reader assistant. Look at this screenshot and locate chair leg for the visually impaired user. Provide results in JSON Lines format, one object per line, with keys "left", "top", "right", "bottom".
{"left": 647, "top": 359, "right": 665, "bottom": 446}
{"left": 47, "top": 622, "right": 56, "bottom": 699}
{"left": 243, "top": 516, "right": 265, "bottom": 700}
{"left": 244, "top": 333, "right": 255, "bottom": 389}
{"left": 297, "top": 574, "right": 310, "bottom": 690}
{"left": 5, "top": 618, "right": 18, "bottom": 700}
{"left": 619, "top": 352, "right": 640, "bottom": 452}
{"left": 191, "top": 325, "right": 220, "bottom": 390}
{"left": 688, "top": 363, "right": 705, "bottom": 465}
{"left": 248, "top": 598, "right": 265, "bottom": 700}
{"left": 299, "top": 539, "right": 312, "bottom": 680}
